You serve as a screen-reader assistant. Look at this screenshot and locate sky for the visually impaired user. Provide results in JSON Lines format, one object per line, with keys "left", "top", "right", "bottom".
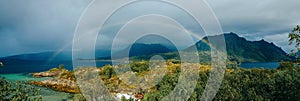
{"left": 0, "top": 0, "right": 299, "bottom": 57}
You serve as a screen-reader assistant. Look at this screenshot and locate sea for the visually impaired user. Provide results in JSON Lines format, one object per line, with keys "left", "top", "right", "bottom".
{"left": 240, "top": 62, "right": 279, "bottom": 69}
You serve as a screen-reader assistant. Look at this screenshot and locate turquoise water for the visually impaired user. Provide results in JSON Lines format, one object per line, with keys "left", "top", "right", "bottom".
{"left": 0, "top": 73, "right": 47, "bottom": 81}
{"left": 240, "top": 62, "right": 279, "bottom": 69}
{"left": 0, "top": 60, "right": 114, "bottom": 100}
{"left": 0, "top": 73, "right": 75, "bottom": 101}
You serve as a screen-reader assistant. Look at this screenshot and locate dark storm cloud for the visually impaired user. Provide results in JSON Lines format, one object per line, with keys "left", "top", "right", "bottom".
{"left": 0, "top": 0, "right": 299, "bottom": 57}
{"left": 0, "top": 0, "right": 91, "bottom": 57}
{"left": 207, "top": 0, "right": 300, "bottom": 52}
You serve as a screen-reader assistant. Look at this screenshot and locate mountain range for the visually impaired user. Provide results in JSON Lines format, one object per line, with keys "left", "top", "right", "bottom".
{"left": 0, "top": 33, "right": 291, "bottom": 62}
{"left": 99, "top": 43, "right": 175, "bottom": 60}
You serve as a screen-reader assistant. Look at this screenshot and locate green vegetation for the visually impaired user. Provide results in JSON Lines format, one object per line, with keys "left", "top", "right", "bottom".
{"left": 99, "top": 65, "right": 116, "bottom": 80}
{"left": 143, "top": 62, "right": 300, "bottom": 101}
{"left": 0, "top": 77, "right": 42, "bottom": 100}
{"left": 203, "top": 33, "right": 290, "bottom": 62}
{"left": 96, "top": 61, "right": 300, "bottom": 100}
{"left": 130, "top": 61, "right": 150, "bottom": 73}
{"left": 213, "top": 63, "right": 300, "bottom": 100}
{"left": 288, "top": 25, "right": 300, "bottom": 61}
{"left": 28, "top": 61, "right": 300, "bottom": 100}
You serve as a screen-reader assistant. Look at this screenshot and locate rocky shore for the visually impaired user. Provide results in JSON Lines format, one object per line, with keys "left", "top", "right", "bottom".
{"left": 31, "top": 78, "right": 80, "bottom": 94}
{"left": 29, "top": 62, "right": 204, "bottom": 100}
{"left": 30, "top": 65, "right": 80, "bottom": 94}
{"left": 29, "top": 65, "right": 144, "bottom": 100}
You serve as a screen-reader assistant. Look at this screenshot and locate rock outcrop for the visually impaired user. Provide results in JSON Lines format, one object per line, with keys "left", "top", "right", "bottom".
{"left": 32, "top": 66, "right": 68, "bottom": 78}
{"left": 31, "top": 78, "right": 80, "bottom": 94}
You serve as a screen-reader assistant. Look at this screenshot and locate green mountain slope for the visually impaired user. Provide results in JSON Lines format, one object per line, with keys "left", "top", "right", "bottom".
{"left": 193, "top": 33, "right": 291, "bottom": 62}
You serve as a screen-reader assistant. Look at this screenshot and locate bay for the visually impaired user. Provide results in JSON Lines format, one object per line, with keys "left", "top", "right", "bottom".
{"left": 240, "top": 62, "right": 279, "bottom": 69}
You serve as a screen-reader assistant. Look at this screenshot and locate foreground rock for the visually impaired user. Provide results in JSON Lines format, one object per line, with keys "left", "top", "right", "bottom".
{"left": 31, "top": 65, "right": 80, "bottom": 93}
{"left": 31, "top": 78, "right": 80, "bottom": 94}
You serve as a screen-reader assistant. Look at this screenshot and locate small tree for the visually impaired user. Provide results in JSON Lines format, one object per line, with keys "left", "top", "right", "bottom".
{"left": 288, "top": 25, "right": 300, "bottom": 61}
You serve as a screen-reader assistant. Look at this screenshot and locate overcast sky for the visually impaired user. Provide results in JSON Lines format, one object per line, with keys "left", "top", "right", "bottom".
{"left": 0, "top": 0, "right": 299, "bottom": 57}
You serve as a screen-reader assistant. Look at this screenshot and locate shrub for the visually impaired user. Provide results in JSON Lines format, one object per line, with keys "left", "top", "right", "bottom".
{"left": 278, "top": 62, "right": 294, "bottom": 70}
{"left": 0, "top": 77, "right": 42, "bottom": 100}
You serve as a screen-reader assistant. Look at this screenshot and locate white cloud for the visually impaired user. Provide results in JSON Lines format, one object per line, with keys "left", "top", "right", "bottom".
{"left": 263, "top": 33, "right": 293, "bottom": 52}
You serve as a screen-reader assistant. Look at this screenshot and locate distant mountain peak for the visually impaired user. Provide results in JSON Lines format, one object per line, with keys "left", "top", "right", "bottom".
{"left": 225, "top": 32, "right": 239, "bottom": 36}
{"left": 259, "top": 39, "right": 266, "bottom": 42}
